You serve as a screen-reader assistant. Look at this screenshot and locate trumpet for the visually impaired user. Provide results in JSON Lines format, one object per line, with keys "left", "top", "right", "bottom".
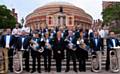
{"left": 109, "top": 47, "right": 120, "bottom": 73}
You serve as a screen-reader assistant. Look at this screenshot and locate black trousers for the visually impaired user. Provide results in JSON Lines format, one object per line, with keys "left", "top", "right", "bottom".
{"left": 55, "top": 58, "right": 62, "bottom": 72}
{"left": 31, "top": 51, "right": 41, "bottom": 71}
{"left": 23, "top": 51, "right": 29, "bottom": 71}
{"left": 43, "top": 50, "right": 51, "bottom": 71}
{"left": 78, "top": 59, "right": 86, "bottom": 71}
{"left": 66, "top": 50, "right": 77, "bottom": 71}
{"left": 8, "top": 49, "right": 14, "bottom": 71}
{"left": 106, "top": 50, "right": 110, "bottom": 71}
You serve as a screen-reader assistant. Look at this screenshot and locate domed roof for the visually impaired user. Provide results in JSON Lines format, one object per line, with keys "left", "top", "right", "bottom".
{"left": 33, "top": 2, "right": 85, "bottom": 13}
{"left": 44, "top": 2, "right": 75, "bottom": 6}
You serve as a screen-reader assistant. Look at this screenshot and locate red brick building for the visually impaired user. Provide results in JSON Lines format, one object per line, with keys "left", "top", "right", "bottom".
{"left": 25, "top": 2, "right": 93, "bottom": 30}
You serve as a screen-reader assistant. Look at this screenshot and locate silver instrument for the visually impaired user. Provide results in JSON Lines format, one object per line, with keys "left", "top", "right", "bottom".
{"left": 30, "top": 39, "right": 44, "bottom": 53}
{"left": 109, "top": 47, "right": 120, "bottom": 72}
{"left": 65, "top": 37, "right": 76, "bottom": 51}
{"left": 13, "top": 51, "right": 23, "bottom": 73}
{"left": 91, "top": 52, "right": 101, "bottom": 72}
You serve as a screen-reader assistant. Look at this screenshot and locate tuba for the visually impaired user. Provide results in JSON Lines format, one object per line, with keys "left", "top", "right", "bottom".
{"left": 91, "top": 52, "right": 101, "bottom": 72}
{"left": 13, "top": 50, "right": 23, "bottom": 73}
{"left": 109, "top": 46, "right": 120, "bottom": 73}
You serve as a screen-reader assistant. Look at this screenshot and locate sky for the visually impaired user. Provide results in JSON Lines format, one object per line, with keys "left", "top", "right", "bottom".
{"left": 0, "top": 0, "right": 120, "bottom": 22}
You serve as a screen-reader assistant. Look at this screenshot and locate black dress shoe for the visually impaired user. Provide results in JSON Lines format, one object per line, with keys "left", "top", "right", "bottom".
{"left": 65, "top": 69, "right": 69, "bottom": 72}
{"left": 48, "top": 70, "right": 51, "bottom": 72}
{"left": 38, "top": 70, "right": 41, "bottom": 73}
{"left": 31, "top": 70, "right": 36, "bottom": 73}
{"left": 74, "top": 70, "right": 77, "bottom": 72}
{"left": 10, "top": 70, "right": 13, "bottom": 72}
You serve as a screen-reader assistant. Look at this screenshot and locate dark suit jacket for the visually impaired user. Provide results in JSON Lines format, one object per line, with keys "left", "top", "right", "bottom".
{"left": 1, "top": 34, "right": 15, "bottom": 48}
{"left": 107, "top": 38, "right": 120, "bottom": 50}
{"left": 90, "top": 37, "right": 103, "bottom": 51}
{"left": 16, "top": 35, "right": 31, "bottom": 50}
{"left": 52, "top": 37, "right": 65, "bottom": 59}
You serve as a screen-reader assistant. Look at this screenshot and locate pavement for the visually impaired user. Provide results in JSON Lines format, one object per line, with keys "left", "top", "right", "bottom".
{"left": 8, "top": 71, "right": 120, "bottom": 74}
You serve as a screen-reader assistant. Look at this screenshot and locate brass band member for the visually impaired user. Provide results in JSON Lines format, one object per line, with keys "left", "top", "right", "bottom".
{"left": 106, "top": 31, "right": 120, "bottom": 71}
{"left": 1, "top": 28, "right": 16, "bottom": 72}
{"left": 30, "top": 31, "right": 41, "bottom": 73}
{"left": 52, "top": 31, "right": 65, "bottom": 72}
{"left": 43, "top": 32, "right": 52, "bottom": 72}
{"left": 76, "top": 30, "right": 88, "bottom": 72}
{"left": 16, "top": 30, "right": 31, "bottom": 72}
{"left": 90, "top": 31, "right": 103, "bottom": 72}
{"left": 65, "top": 30, "right": 77, "bottom": 72}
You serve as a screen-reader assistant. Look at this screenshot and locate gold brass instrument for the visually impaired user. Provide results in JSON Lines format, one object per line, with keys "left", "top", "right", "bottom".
{"left": 110, "top": 46, "right": 120, "bottom": 73}
{"left": 77, "top": 38, "right": 86, "bottom": 49}
{"left": 91, "top": 52, "right": 101, "bottom": 72}
{"left": 13, "top": 50, "right": 23, "bottom": 74}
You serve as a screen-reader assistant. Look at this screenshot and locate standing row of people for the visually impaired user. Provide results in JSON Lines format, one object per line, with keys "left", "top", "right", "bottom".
{"left": 0, "top": 26, "right": 120, "bottom": 73}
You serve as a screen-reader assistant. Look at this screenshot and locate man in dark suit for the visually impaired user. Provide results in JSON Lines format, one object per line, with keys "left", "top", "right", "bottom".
{"left": 16, "top": 30, "right": 31, "bottom": 72}
{"left": 1, "top": 28, "right": 16, "bottom": 72}
{"left": 90, "top": 31, "right": 103, "bottom": 71}
{"left": 29, "top": 31, "right": 41, "bottom": 73}
{"left": 52, "top": 31, "right": 65, "bottom": 72}
{"left": 106, "top": 31, "right": 120, "bottom": 71}
{"left": 65, "top": 30, "right": 77, "bottom": 72}
{"left": 43, "top": 32, "right": 52, "bottom": 72}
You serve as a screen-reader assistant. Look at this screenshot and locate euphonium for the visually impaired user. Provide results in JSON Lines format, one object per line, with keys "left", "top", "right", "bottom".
{"left": 30, "top": 39, "right": 44, "bottom": 53}
{"left": 109, "top": 49, "right": 119, "bottom": 72}
{"left": 91, "top": 52, "right": 101, "bottom": 72}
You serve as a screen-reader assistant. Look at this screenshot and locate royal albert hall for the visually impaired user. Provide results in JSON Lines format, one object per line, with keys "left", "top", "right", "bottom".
{"left": 25, "top": 2, "right": 93, "bottom": 30}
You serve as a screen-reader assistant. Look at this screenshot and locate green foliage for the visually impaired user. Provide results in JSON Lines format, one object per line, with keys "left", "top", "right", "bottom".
{"left": 0, "top": 5, "right": 17, "bottom": 29}
{"left": 102, "top": 3, "right": 120, "bottom": 25}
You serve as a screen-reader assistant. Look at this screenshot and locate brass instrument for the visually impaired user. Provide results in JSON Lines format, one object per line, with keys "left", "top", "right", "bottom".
{"left": 91, "top": 52, "right": 101, "bottom": 72}
{"left": 77, "top": 38, "right": 86, "bottom": 49}
{"left": 110, "top": 46, "right": 120, "bottom": 73}
{"left": 65, "top": 38, "right": 76, "bottom": 51}
{"left": 30, "top": 39, "right": 44, "bottom": 53}
{"left": 13, "top": 50, "right": 23, "bottom": 73}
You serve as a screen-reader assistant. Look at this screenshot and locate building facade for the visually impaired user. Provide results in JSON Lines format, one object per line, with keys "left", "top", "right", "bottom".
{"left": 25, "top": 2, "right": 93, "bottom": 30}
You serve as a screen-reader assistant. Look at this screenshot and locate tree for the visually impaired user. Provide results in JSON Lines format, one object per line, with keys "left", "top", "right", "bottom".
{"left": 102, "top": 2, "right": 120, "bottom": 26}
{"left": 102, "top": 2, "right": 120, "bottom": 34}
{"left": 0, "top": 5, "right": 17, "bottom": 29}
